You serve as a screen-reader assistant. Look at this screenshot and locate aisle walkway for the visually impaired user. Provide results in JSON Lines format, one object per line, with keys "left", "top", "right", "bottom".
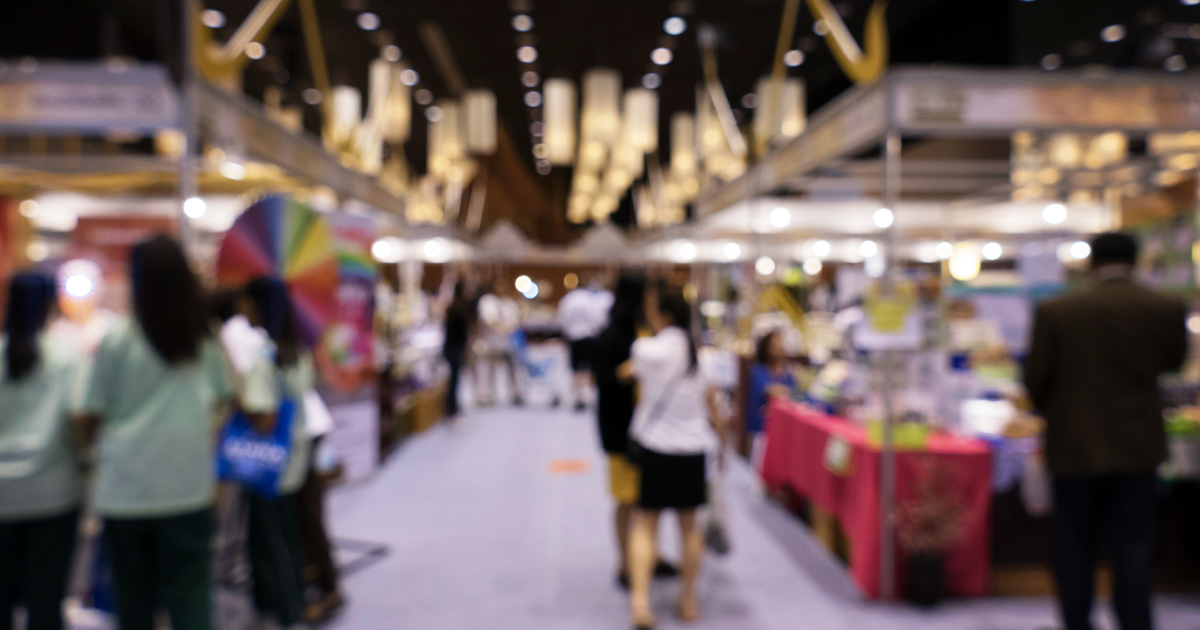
{"left": 324, "top": 406, "right": 1200, "bottom": 630}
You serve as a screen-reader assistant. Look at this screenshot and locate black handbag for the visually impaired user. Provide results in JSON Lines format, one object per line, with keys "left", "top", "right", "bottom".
{"left": 626, "top": 372, "right": 683, "bottom": 465}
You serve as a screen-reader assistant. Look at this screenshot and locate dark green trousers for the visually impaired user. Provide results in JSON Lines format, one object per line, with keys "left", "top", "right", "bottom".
{"left": 0, "top": 509, "right": 79, "bottom": 630}
{"left": 246, "top": 491, "right": 306, "bottom": 626}
{"left": 104, "top": 508, "right": 213, "bottom": 630}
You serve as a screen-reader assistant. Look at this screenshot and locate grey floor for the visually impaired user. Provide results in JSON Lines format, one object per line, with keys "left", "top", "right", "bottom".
{"left": 320, "top": 404, "right": 1200, "bottom": 630}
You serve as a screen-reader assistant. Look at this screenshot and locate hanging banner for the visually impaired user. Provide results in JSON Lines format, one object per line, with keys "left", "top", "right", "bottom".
{"left": 316, "top": 212, "right": 378, "bottom": 393}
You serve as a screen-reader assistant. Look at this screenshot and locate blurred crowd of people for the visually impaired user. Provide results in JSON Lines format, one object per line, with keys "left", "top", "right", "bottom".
{"left": 1, "top": 234, "right": 342, "bottom": 630}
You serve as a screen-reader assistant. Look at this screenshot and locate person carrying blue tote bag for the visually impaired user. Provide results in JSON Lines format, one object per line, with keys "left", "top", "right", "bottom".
{"left": 215, "top": 393, "right": 296, "bottom": 498}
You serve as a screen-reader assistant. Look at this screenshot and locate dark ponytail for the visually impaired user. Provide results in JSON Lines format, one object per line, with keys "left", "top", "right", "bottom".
{"left": 657, "top": 289, "right": 698, "bottom": 375}
{"left": 244, "top": 277, "right": 300, "bottom": 367}
{"left": 4, "top": 272, "right": 56, "bottom": 381}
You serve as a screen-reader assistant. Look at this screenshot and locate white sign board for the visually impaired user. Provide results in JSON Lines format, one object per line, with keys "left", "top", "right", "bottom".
{"left": 328, "top": 400, "right": 380, "bottom": 483}
{"left": 0, "top": 62, "right": 178, "bottom": 132}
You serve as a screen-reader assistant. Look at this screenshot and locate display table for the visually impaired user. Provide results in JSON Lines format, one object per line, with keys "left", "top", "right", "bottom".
{"left": 760, "top": 399, "right": 992, "bottom": 598}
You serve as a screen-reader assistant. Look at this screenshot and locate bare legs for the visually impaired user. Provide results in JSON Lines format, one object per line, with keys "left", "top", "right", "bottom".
{"left": 629, "top": 508, "right": 703, "bottom": 627}
{"left": 616, "top": 503, "right": 633, "bottom": 574}
{"left": 676, "top": 509, "right": 702, "bottom": 621}
{"left": 629, "top": 510, "right": 659, "bottom": 627}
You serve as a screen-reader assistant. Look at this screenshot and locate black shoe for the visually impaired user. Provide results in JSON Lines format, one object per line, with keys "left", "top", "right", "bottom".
{"left": 653, "top": 560, "right": 679, "bottom": 578}
{"left": 616, "top": 571, "right": 630, "bottom": 590}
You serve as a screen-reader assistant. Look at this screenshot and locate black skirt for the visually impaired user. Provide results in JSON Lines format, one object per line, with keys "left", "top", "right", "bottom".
{"left": 637, "top": 447, "right": 707, "bottom": 510}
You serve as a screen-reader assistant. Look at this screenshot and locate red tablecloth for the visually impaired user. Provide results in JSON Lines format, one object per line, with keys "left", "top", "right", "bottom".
{"left": 759, "top": 399, "right": 992, "bottom": 598}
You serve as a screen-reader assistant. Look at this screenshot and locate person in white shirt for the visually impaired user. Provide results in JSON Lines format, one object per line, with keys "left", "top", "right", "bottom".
{"left": 557, "top": 280, "right": 613, "bottom": 412}
{"left": 619, "top": 284, "right": 724, "bottom": 629}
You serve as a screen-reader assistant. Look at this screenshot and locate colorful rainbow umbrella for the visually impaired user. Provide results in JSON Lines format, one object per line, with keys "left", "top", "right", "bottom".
{"left": 216, "top": 196, "right": 339, "bottom": 346}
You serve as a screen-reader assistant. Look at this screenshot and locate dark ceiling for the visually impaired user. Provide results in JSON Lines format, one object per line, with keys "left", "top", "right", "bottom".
{"left": 3, "top": 0, "right": 1198, "bottom": 237}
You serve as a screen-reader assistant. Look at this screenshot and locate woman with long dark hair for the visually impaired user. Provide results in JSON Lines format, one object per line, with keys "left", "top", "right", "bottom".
{"left": 82, "top": 234, "right": 233, "bottom": 630}
{"left": 590, "top": 272, "right": 646, "bottom": 587}
{"left": 239, "top": 276, "right": 316, "bottom": 628}
{"left": 623, "top": 284, "right": 723, "bottom": 629}
{"left": 0, "top": 271, "right": 85, "bottom": 630}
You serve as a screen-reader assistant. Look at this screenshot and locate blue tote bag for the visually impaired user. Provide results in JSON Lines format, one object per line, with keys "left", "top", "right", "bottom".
{"left": 215, "top": 395, "right": 296, "bottom": 497}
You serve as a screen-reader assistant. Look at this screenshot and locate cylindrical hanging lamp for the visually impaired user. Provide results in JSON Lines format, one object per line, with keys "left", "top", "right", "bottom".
{"left": 380, "top": 64, "right": 411, "bottom": 143}
{"left": 581, "top": 68, "right": 621, "bottom": 146}
{"left": 670, "top": 112, "right": 696, "bottom": 179}
{"left": 463, "top": 89, "right": 498, "bottom": 155}
{"left": 543, "top": 79, "right": 577, "bottom": 165}
{"left": 780, "top": 78, "right": 806, "bottom": 138}
{"left": 330, "top": 85, "right": 362, "bottom": 147}
{"left": 622, "top": 88, "right": 658, "bottom": 152}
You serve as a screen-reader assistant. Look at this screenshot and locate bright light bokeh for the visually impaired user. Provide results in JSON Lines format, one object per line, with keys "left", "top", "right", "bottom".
{"left": 183, "top": 197, "right": 206, "bottom": 219}
{"left": 1043, "top": 203, "right": 1067, "bottom": 225}
{"left": 65, "top": 275, "right": 93, "bottom": 298}
{"left": 769, "top": 206, "right": 790, "bottom": 229}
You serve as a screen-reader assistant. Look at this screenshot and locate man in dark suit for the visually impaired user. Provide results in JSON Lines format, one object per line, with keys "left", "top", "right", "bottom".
{"left": 1024, "top": 232, "right": 1188, "bottom": 630}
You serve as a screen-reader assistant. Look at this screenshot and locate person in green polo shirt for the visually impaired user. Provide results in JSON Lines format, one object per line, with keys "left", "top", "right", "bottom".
{"left": 240, "top": 277, "right": 313, "bottom": 628}
{"left": 80, "top": 235, "right": 233, "bottom": 630}
{"left": 0, "top": 271, "right": 86, "bottom": 630}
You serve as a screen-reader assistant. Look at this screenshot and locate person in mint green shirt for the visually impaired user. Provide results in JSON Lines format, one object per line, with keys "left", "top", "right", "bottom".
{"left": 239, "top": 277, "right": 313, "bottom": 628}
{"left": 80, "top": 236, "right": 233, "bottom": 630}
{"left": 0, "top": 271, "right": 85, "bottom": 630}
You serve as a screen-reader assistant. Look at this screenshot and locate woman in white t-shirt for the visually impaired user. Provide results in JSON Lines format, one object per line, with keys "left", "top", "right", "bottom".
{"left": 622, "top": 285, "right": 723, "bottom": 629}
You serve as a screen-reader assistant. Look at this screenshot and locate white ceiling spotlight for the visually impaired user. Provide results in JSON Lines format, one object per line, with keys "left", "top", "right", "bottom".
{"left": 356, "top": 12, "right": 381, "bottom": 31}
{"left": 1070, "top": 241, "right": 1092, "bottom": 260}
{"left": 935, "top": 241, "right": 954, "bottom": 260}
{"left": 201, "top": 9, "right": 226, "bottom": 28}
{"left": 512, "top": 14, "right": 533, "bottom": 32}
{"left": 1043, "top": 202, "right": 1067, "bottom": 225}
{"left": 679, "top": 242, "right": 697, "bottom": 262}
{"left": 517, "top": 46, "right": 539, "bottom": 63}
{"left": 769, "top": 206, "right": 791, "bottom": 229}
{"left": 755, "top": 256, "right": 776, "bottom": 276}
{"left": 813, "top": 240, "right": 831, "bottom": 258}
{"left": 723, "top": 242, "right": 741, "bottom": 260}
{"left": 982, "top": 242, "right": 1003, "bottom": 261}
{"left": 860, "top": 240, "right": 878, "bottom": 258}
{"left": 803, "top": 258, "right": 823, "bottom": 275}
{"left": 873, "top": 207, "right": 894, "bottom": 229}
{"left": 651, "top": 47, "right": 674, "bottom": 65}
{"left": 783, "top": 50, "right": 804, "bottom": 67}
{"left": 1100, "top": 24, "right": 1126, "bottom": 42}
{"left": 664, "top": 16, "right": 687, "bottom": 35}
